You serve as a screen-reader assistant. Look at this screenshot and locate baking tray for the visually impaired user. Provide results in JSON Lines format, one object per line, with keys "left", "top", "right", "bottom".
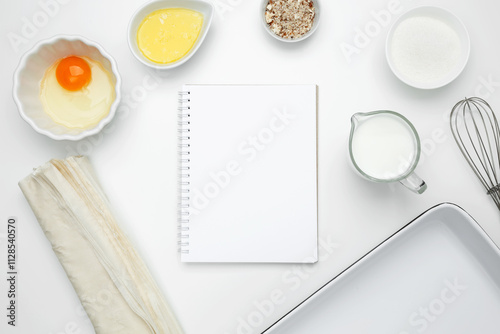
{"left": 263, "top": 203, "right": 500, "bottom": 333}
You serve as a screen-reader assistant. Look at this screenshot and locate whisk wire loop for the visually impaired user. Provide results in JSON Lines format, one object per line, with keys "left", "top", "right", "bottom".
{"left": 467, "top": 99, "right": 498, "bottom": 187}
{"left": 450, "top": 97, "right": 500, "bottom": 210}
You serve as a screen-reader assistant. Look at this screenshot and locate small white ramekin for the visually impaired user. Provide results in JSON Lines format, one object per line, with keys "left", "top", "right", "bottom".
{"left": 261, "top": 0, "right": 321, "bottom": 43}
{"left": 13, "top": 35, "right": 121, "bottom": 141}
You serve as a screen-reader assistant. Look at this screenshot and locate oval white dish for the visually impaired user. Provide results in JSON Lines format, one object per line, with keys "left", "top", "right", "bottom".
{"left": 127, "top": 0, "right": 214, "bottom": 69}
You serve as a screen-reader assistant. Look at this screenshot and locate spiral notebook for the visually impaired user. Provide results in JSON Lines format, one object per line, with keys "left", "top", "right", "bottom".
{"left": 178, "top": 84, "right": 318, "bottom": 263}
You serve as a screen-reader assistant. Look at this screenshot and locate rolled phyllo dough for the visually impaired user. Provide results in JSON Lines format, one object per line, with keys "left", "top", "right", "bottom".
{"left": 19, "top": 156, "right": 183, "bottom": 334}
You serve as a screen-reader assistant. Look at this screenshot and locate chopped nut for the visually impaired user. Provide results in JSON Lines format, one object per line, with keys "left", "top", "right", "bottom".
{"left": 264, "top": 0, "right": 316, "bottom": 39}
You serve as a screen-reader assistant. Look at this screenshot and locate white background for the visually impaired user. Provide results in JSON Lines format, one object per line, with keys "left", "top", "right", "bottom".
{"left": 1, "top": 0, "right": 500, "bottom": 333}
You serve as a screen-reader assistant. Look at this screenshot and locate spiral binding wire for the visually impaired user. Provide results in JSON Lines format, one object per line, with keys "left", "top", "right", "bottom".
{"left": 178, "top": 91, "right": 191, "bottom": 254}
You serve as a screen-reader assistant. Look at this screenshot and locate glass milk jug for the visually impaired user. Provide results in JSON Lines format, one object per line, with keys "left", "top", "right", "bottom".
{"left": 349, "top": 110, "right": 427, "bottom": 194}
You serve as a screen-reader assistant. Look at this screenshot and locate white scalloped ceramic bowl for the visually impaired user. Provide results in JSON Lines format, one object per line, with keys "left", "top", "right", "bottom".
{"left": 13, "top": 35, "right": 121, "bottom": 141}
{"left": 128, "top": 0, "right": 214, "bottom": 69}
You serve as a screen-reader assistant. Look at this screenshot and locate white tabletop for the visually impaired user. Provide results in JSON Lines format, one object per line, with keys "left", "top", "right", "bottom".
{"left": 1, "top": 0, "right": 500, "bottom": 333}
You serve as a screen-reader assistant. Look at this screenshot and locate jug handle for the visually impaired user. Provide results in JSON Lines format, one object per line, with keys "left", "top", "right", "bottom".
{"left": 399, "top": 172, "right": 427, "bottom": 194}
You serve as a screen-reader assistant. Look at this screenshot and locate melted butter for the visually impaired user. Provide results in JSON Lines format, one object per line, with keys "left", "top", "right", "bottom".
{"left": 40, "top": 56, "right": 115, "bottom": 129}
{"left": 137, "top": 8, "right": 203, "bottom": 64}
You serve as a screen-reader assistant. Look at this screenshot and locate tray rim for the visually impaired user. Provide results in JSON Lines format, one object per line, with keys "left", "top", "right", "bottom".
{"left": 262, "top": 202, "right": 499, "bottom": 333}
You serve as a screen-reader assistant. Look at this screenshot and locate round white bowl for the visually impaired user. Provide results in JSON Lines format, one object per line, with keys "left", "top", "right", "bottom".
{"left": 127, "top": 0, "right": 214, "bottom": 70}
{"left": 261, "top": 0, "right": 320, "bottom": 42}
{"left": 386, "top": 6, "right": 470, "bottom": 90}
{"left": 13, "top": 35, "right": 121, "bottom": 141}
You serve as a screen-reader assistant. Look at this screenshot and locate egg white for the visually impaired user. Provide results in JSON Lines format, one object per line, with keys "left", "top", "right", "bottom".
{"left": 40, "top": 56, "right": 115, "bottom": 129}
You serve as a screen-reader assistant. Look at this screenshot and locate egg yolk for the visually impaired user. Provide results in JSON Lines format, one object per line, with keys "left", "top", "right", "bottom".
{"left": 55, "top": 56, "right": 91, "bottom": 91}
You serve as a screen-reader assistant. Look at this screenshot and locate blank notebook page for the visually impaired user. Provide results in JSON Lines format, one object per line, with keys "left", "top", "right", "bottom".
{"left": 179, "top": 84, "right": 317, "bottom": 263}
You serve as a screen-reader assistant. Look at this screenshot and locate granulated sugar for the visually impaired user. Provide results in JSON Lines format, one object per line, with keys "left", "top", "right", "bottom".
{"left": 390, "top": 15, "right": 462, "bottom": 85}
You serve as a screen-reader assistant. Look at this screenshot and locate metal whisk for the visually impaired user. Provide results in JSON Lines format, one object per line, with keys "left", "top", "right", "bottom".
{"left": 450, "top": 97, "right": 500, "bottom": 210}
